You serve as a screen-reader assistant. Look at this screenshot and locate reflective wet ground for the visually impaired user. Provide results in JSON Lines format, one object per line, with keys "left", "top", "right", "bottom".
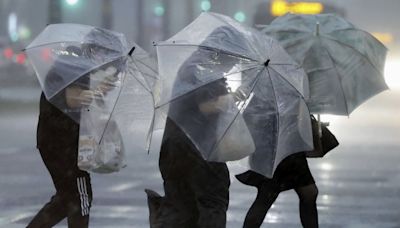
{"left": 1, "top": 88, "right": 399, "bottom": 227}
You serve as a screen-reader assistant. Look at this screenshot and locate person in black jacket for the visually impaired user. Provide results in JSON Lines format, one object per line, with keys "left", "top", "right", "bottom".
{"left": 28, "top": 28, "right": 124, "bottom": 228}
{"left": 27, "top": 45, "right": 95, "bottom": 228}
{"left": 146, "top": 26, "right": 246, "bottom": 228}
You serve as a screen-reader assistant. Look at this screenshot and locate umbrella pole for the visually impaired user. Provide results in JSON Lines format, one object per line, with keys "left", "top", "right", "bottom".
{"left": 314, "top": 22, "right": 320, "bottom": 36}
{"left": 145, "top": 109, "right": 155, "bottom": 154}
{"left": 317, "top": 114, "right": 322, "bottom": 138}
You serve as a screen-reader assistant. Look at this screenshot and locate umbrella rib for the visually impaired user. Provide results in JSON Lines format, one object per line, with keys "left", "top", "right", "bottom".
{"left": 128, "top": 58, "right": 157, "bottom": 153}
{"left": 155, "top": 65, "right": 262, "bottom": 109}
{"left": 26, "top": 41, "right": 124, "bottom": 54}
{"left": 270, "top": 63, "right": 302, "bottom": 66}
{"left": 208, "top": 67, "right": 266, "bottom": 159}
{"left": 266, "top": 67, "right": 280, "bottom": 171}
{"left": 97, "top": 71, "right": 128, "bottom": 145}
{"left": 47, "top": 56, "right": 126, "bottom": 100}
{"left": 264, "top": 28, "right": 310, "bottom": 34}
{"left": 128, "top": 57, "right": 155, "bottom": 94}
{"left": 274, "top": 35, "right": 312, "bottom": 54}
{"left": 267, "top": 29, "right": 385, "bottom": 75}
{"left": 321, "top": 35, "right": 386, "bottom": 75}
{"left": 268, "top": 65, "right": 308, "bottom": 100}
{"left": 321, "top": 44, "right": 350, "bottom": 115}
{"left": 136, "top": 71, "right": 159, "bottom": 81}
{"left": 156, "top": 43, "right": 257, "bottom": 62}
{"left": 134, "top": 65, "right": 158, "bottom": 80}
{"left": 145, "top": 101, "right": 156, "bottom": 154}
{"left": 209, "top": 12, "right": 242, "bottom": 33}
{"left": 98, "top": 58, "right": 156, "bottom": 147}
{"left": 132, "top": 61, "right": 158, "bottom": 90}
{"left": 133, "top": 58, "right": 159, "bottom": 80}
{"left": 326, "top": 28, "right": 388, "bottom": 49}
{"left": 89, "top": 55, "right": 156, "bottom": 145}
{"left": 208, "top": 13, "right": 262, "bottom": 58}
{"left": 26, "top": 41, "right": 82, "bottom": 50}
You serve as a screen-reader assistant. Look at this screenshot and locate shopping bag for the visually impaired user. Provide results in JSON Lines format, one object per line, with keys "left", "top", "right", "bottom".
{"left": 78, "top": 111, "right": 126, "bottom": 173}
{"left": 306, "top": 115, "right": 339, "bottom": 158}
{"left": 78, "top": 68, "right": 126, "bottom": 173}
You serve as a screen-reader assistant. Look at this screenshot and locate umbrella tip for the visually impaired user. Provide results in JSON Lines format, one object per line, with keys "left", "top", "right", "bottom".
{"left": 264, "top": 59, "right": 270, "bottom": 67}
{"left": 128, "top": 46, "right": 135, "bottom": 56}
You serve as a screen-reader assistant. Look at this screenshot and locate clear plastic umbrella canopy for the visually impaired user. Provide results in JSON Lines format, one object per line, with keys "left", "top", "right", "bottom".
{"left": 153, "top": 12, "right": 313, "bottom": 177}
{"left": 78, "top": 45, "right": 158, "bottom": 172}
{"left": 263, "top": 13, "right": 388, "bottom": 115}
{"left": 26, "top": 23, "right": 129, "bottom": 101}
{"left": 25, "top": 24, "right": 157, "bottom": 153}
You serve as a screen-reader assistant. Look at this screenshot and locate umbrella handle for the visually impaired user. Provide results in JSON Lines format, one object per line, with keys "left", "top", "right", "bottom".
{"left": 128, "top": 46, "right": 135, "bottom": 56}
{"left": 317, "top": 114, "right": 322, "bottom": 138}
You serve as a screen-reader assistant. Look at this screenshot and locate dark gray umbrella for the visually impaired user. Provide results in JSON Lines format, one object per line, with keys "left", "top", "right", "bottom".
{"left": 264, "top": 13, "right": 388, "bottom": 115}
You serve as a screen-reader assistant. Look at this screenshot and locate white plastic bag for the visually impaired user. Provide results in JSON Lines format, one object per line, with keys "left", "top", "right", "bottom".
{"left": 78, "top": 117, "right": 126, "bottom": 173}
{"left": 78, "top": 68, "right": 126, "bottom": 173}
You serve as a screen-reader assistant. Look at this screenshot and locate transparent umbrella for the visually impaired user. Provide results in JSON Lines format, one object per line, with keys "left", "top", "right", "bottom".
{"left": 263, "top": 13, "right": 388, "bottom": 115}
{"left": 152, "top": 12, "right": 313, "bottom": 177}
{"left": 25, "top": 24, "right": 157, "bottom": 171}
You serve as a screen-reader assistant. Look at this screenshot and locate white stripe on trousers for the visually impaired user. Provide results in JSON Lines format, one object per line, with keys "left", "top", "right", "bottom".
{"left": 77, "top": 177, "right": 90, "bottom": 216}
{"left": 82, "top": 178, "right": 90, "bottom": 211}
{"left": 77, "top": 178, "right": 86, "bottom": 216}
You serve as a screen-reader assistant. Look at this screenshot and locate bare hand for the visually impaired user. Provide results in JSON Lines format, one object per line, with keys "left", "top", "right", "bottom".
{"left": 79, "top": 90, "right": 97, "bottom": 106}
{"left": 92, "top": 66, "right": 119, "bottom": 95}
{"left": 66, "top": 87, "right": 100, "bottom": 108}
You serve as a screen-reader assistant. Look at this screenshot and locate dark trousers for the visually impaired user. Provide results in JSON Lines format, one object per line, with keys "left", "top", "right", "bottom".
{"left": 27, "top": 145, "right": 92, "bottom": 228}
{"left": 147, "top": 136, "right": 230, "bottom": 228}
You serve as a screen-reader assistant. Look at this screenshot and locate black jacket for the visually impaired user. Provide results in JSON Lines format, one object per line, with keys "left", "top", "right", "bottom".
{"left": 36, "top": 92, "right": 80, "bottom": 150}
{"left": 36, "top": 56, "right": 89, "bottom": 150}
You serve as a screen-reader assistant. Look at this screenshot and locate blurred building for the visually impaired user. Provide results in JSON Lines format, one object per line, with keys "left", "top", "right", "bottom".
{"left": 253, "top": 0, "right": 346, "bottom": 26}
{"left": 0, "top": 0, "right": 348, "bottom": 55}
{"left": 0, "top": 0, "right": 399, "bottom": 89}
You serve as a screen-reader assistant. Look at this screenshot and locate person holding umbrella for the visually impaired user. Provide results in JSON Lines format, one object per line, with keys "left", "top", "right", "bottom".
{"left": 28, "top": 45, "right": 95, "bottom": 228}
{"left": 25, "top": 26, "right": 126, "bottom": 228}
{"left": 146, "top": 12, "right": 315, "bottom": 227}
{"left": 236, "top": 141, "right": 320, "bottom": 228}
{"left": 146, "top": 26, "right": 240, "bottom": 228}
{"left": 235, "top": 12, "right": 388, "bottom": 228}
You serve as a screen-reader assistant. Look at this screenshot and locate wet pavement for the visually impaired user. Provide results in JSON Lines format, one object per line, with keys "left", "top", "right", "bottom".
{"left": 0, "top": 88, "right": 400, "bottom": 227}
